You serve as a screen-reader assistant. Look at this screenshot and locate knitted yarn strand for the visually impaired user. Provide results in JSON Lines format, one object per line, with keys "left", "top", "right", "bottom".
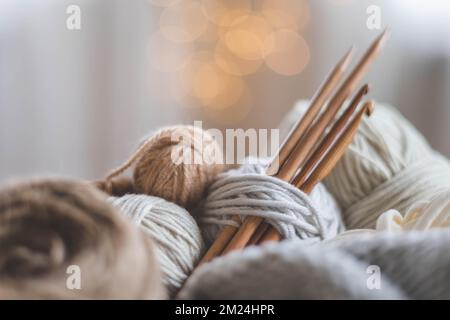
{"left": 198, "top": 159, "right": 344, "bottom": 245}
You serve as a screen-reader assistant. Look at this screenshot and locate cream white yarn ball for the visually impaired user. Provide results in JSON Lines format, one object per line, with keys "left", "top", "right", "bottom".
{"left": 109, "top": 194, "right": 204, "bottom": 295}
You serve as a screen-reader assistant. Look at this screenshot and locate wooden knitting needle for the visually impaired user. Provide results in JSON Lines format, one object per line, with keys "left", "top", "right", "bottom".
{"left": 252, "top": 95, "right": 371, "bottom": 245}
{"left": 221, "top": 31, "right": 388, "bottom": 255}
{"left": 198, "top": 216, "right": 241, "bottom": 265}
{"left": 303, "top": 101, "right": 375, "bottom": 192}
{"left": 217, "top": 50, "right": 359, "bottom": 257}
{"left": 245, "top": 85, "right": 369, "bottom": 247}
{"left": 247, "top": 221, "right": 271, "bottom": 246}
{"left": 265, "top": 47, "right": 354, "bottom": 176}
{"left": 276, "top": 29, "right": 389, "bottom": 182}
{"left": 292, "top": 84, "right": 370, "bottom": 187}
{"left": 258, "top": 100, "right": 375, "bottom": 244}
{"left": 198, "top": 48, "right": 355, "bottom": 264}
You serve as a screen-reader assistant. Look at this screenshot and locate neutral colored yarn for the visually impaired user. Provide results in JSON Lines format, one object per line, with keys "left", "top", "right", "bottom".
{"left": 281, "top": 101, "right": 450, "bottom": 229}
{"left": 376, "top": 190, "right": 450, "bottom": 231}
{"left": 109, "top": 194, "right": 204, "bottom": 295}
{"left": 0, "top": 178, "right": 165, "bottom": 299}
{"left": 199, "top": 159, "right": 344, "bottom": 244}
{"left": 180, "top": 229, "right": 450, "bottom": 299}
{"left": 327, "top": 190, "right": 450, "bottom": 238}
{"left": 103, "top": 126, "right": 225, "bottom": 209}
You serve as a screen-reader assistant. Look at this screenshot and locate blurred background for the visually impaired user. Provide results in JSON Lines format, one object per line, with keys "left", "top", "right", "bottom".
{"left": 1, "top": 0, "right": 449, "bottom": 181}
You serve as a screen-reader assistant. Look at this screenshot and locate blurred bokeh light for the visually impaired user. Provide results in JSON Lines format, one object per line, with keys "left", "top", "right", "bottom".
{"left": 160, "top": 1, "right": 208, "bottom": 43}
{"left": 149, "top": 0, "right": 311, "bottom": 112}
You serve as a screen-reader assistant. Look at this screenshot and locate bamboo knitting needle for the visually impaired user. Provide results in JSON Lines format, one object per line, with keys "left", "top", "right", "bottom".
{"left": 249, "top": 85, "right": 369, "bottom": 246}
{"left": 198, "top": 216, "right": 241, "bottom": 265}
{"left": 251, "top": 91, "right": 369, "bottom": 245}
{"left": 276, "top": 29, "right": 389, "bottom": 182}
{"left": 265, "top": 47, "right": 355, "bottom": 176}
{"left": 258, "top": 100, "right": 375, "bottom": 244}
{"left": 247, "top": 221, "right": 271, "bottom": 246}
{"left": 303, "top": 101, "right": 375, "bottom": 192}
{"left": 292, "top": 84, "right": 370, "bottom": 187}
{"left": 221, "top": 30, "right": 388, "bottom": 256}
{"left": 198, "top": 48, "right": 355, "bottom": 265}
{"left": 219, "top": 56, "right": 357, "bottom": 255}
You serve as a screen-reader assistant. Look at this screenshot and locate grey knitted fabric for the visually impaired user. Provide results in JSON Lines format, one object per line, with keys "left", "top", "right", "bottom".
{"left": 178, "top": 230, "right": 450, "bottom": 299}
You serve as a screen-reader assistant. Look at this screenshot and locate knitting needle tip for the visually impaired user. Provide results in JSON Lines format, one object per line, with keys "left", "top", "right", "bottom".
{"left": 364, "top": 100, "right": 375, "bottom": 116}
{"left": 340, "top": 46, "right": 355, "bottom": 70}
{"left": 377, "top": 28, "right": 391, "bottom": 47}
{"left": 362, "top": 83, "right": 370, "bottom": 95}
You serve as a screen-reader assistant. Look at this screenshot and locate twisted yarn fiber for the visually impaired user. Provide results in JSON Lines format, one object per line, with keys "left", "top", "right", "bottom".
{"left": 109, "top": 194, "right": 204, "bottom": 295}
{"left": 0, "top": 178, "right": 165, "bottom": 299}
{"left": 282, "top": 101, "right": 450, "bottom": 229}
{"left": 105, "top": 125, "right": 225, "bottom": 209}
{"left": 199, "top": 159, "right": 344, "bottom": 244}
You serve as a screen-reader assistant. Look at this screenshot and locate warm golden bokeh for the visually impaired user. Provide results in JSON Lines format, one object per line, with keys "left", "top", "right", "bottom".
{"left": 147, "top": 31, "right": 192, "bottom": 72}
{"left": 264, "top": 30, "right": 310, "bottom": 76}
{"left": 148, "top": 0, "right": 312, "bottom": 119}
{"left": 147, "top": 0, "right": 181, "bottom": 7}
{"left": 214, "top": 39, "right": 263, "bottom": 76}
{"left": 206, "top": 89, "right": 253, "bottom": 125}
{"left": 224, "top": 14, "right": 273, "bottom": 61}
{"left": 204, "top": 75, "right": 246, "bottom": 111}
{"left": 160, "top": 1, "right": 208, "bottom": 43}
{"left": 261, "top": 0, "right": 310, "bottom": 31}
{"left": 177, "top": 50, "right": 246, "bottom": 111}
{"left": 201, "top": 0, "right": 253, "bottom": 27}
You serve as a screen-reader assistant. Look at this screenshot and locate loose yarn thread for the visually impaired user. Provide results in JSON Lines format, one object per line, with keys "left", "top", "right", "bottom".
{"left": 281, "top": 101, "right": 450, "bottom": 229}
{"left": 198, "top": 159, "right": 344, "bottom": 244}
{"left": 102, "top": 125, "right": 226, "bottom": 209}
{"left": 0, "top": 178, "right": 165, "bottom": 299}
{"left": 109, "top": 194, "right": 204, "bottom": 295}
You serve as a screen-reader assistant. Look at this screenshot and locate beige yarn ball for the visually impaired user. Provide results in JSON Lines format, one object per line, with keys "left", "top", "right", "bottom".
{"left": 104, "top": 125, "right": 225, "bottom": 209}
{"left": 0, "top": 178, "right": 165, "bottom": 299}
{"left": 134, "top": 126, "right": 224, "bottom": 208}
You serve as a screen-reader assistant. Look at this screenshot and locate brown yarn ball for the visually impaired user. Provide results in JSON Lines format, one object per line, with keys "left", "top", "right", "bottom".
{"left": 105, "top": 126, "right": 225, "bottom": 208}
{"left": 0, "top": 178, "right": 165, "bottom": 299}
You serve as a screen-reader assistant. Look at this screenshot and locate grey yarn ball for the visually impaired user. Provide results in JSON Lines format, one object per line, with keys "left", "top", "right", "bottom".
{"left": 109, "top": 194, "right": 204, "bottom": 295}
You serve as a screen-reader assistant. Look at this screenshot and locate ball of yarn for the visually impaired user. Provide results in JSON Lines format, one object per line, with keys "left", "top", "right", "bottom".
{"left": 281, "top": 101, "right": 450, "bottom": 229}
{"left": 109, "top": 194, "right": 204, "bottom": 295}
{"left": 104, "top": 126, "right": 225, "bottom": 209}
{"left": 198, "top": 159, "right": 344, "bottom": 244}
{"left": 0, "top": 178, "right": 164, "bottom": 299}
